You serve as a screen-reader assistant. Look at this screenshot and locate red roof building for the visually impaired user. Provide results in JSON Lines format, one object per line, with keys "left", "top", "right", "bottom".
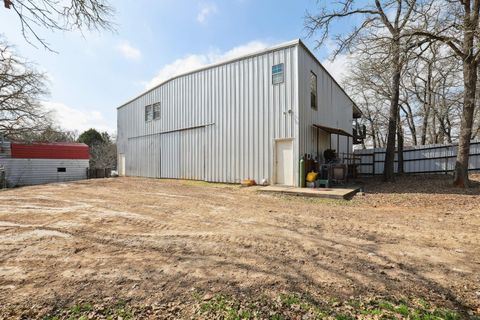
{"left": 10, "top": 142, "right": 89, "bottom": 159}
{"left": 0, "top": 142, "right": 90, "bottom": 187}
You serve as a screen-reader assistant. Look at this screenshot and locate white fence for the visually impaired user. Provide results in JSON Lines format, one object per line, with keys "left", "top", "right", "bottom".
{"left": 354, "top": 140, "right": 480, "bottom": 175}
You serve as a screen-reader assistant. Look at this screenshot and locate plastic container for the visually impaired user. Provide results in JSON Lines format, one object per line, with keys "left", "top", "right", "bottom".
{"left": 306, "top": 171, "right": 318, "bottom": 182}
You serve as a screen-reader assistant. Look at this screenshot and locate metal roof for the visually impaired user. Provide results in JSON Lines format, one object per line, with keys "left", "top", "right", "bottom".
{"left": 118, "top": 39, "right": 300, "bottom": 109}
{"left": 11, "top": 142, "right": 89, "bottom": 160}
{"left": 313, "top": 124, "right": 353, "bottom": 137}
{"left": 117, "top": 39, "right": 362, "bottom": 118}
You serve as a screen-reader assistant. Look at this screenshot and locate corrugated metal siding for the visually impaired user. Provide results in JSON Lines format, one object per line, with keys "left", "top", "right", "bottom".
{"left": 297, "top": 46, "right": 354, "bottom": 161}
{"left": 118, "top": 44, "right": 299, "bottom": 185}
{"left": 0, "top": 159, "right": 89, "bottom": 186}
{"left": 11, "top": 143, "right": 89, "bottom": 159}
{"left": 354, "top": 141, "right": 480, "bottom": 175}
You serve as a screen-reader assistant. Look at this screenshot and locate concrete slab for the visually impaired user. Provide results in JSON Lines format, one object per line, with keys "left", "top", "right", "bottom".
{"left": 259, "top": 185, "right": 360, "bottom": 200}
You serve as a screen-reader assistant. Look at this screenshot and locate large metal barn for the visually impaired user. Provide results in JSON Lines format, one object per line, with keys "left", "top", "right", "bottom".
{"left": 117, "top": 39, "right": 361, "bottom": 186}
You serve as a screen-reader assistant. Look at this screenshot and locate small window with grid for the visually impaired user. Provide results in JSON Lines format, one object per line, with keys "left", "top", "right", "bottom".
{"left": 272, "top": 63, "right": 284, "bottom": 85}
{"left": 152, "top": 102, "right": 161, "bottom": 120}
{"left": 145, "top": 105, "right": 153, "bottom": 122}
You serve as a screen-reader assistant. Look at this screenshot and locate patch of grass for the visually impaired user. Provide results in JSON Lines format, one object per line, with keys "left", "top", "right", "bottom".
{"left": 432, "top": 309, "right": 462, "bottom": 320}
{"left": 43, "top": 300, "right": 135, "bottom": 320}
{"left": 417, "top": 298, "right": 431, "bottom": 309}
{"left": 360, "top": 298, "right": 464, "bottom": 320}
{"left": 377, "top": 300, "right": 395, "bottom": 311}
{"left": 279, "top": 293, "right": 301, "bottom": 306}
{"left": 396, "top": 303, "right": 410, "bottom": 316}
{"left": 200, "top": 294, "right": 254, "bottom": 320}
{"left": 107, "top": 301, "right": 134, "bottom": 320}
{"left": 197, "top": 293, "right": 468, "bottom": 320}
{"left": 191, "top": 290, "right": 203, "bottom": 302}
{"left": 40, "top": 295, "right": 473, "bottom": 320}
{"left": 200, "top": 295, "right": 227, "bottom": 313}
{"left": 279, "top": 293, "right": 328, "bottom": 318}
{"left": 69, "top": 303, "right": 93, "bottom": 315}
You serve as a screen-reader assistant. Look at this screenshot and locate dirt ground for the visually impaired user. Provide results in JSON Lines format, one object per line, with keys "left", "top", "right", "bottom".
{"left": 0, "top": 174, "right": 479, "bottom": 318}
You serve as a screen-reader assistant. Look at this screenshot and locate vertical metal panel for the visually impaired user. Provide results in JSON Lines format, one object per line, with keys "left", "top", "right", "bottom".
{"left": 0, "top": 159, "right": 88, "bottom": 186}
{"left": 117, "top": 43, "right": 299, "bottom": 184}
{"left": 160, "top": 132, "right": 180, "bottom": 178}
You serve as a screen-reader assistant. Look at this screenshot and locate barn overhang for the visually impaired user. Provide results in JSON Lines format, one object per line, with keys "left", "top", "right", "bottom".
{"left": 312, "top": 124, "right": 353, "bottom": 158}
{"left": 312, "top": 124, "right": 353, "bottom": 137}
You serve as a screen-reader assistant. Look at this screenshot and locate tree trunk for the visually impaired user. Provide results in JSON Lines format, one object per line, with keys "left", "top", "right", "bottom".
{"left": 383, "top": 38, "right": 401, "bottom": 182}
{"left": 370, "top": 121, "right": 377, "bottom": 148}
{"left": 453, "top": 2, "right": 478, "bottom": 188}
{"left": 400, "top": 102, "right": 417, "bottom": 145}
{"left": 453, "top": 59, "right": 477, "bottom": 187}
{"left": 406, "top": 107, "right": 417, "bottom": 145}
{"left": 430, "top": 112, "right": 437, "bottom": 144}
{"left": 397, "top": 109, "right": 404, "bottom": 174}
{"left": 421, "top": 62, "right": 433, "bottom": 145}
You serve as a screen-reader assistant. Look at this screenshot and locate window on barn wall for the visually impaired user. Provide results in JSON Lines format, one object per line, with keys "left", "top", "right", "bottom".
{"left": 152, "top": 102, "right": 161, "bottom": 120}
{"left": 145, "top": 105, "right": 153, "bottom": 121}
{"left": 272, "top": 63, "right": 284, "bottom": 85}
{"left": 310, "top": 71, "right": 318, "bottom": 110}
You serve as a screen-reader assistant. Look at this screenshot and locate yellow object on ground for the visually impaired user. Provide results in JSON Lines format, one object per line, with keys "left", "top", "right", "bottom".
{"left": 241, "top": 179, "right": 256, "bottom": 186}
{"left": 306, "top": 171, "right": 318, "bottom": 182}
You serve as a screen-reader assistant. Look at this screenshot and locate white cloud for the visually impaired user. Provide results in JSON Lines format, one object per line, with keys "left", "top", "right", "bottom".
{"left": 321, "top": 53, "right": 352, "bottom": 84}
{"left": 220, "top": 41, "right": 269, "bottom": 60}
{"left": 44, "top": 102, "right": 114, "bottom": 133}
{"left": 145, "top": 40, "right": 270, "bottom": 89}
{"left": 197, "top": 3, "right": 218, "bottom": 24}
{"left": 320, "top": 38, "right": 356, "bottom": 84}
{"left": 117, "top": 41, "right": 142, "bottom": 61}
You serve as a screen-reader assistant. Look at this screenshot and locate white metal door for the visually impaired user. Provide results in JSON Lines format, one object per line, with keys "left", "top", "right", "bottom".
{"left": 275, "top": 140, "right": 293, "bottom": 185}
{"left": 119, "top": 154, "right": 126, "bottom": 176}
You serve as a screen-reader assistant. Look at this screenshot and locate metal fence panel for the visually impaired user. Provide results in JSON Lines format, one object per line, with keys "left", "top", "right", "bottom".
{"left": 354, "top": 141, "right": 480, "bottom": 175}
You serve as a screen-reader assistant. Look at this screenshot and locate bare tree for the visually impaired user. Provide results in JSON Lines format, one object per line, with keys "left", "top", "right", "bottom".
{"left": 0, "top": 39, "right": 50, "bottom": 138}
{"left": 344, "top": 83, "right": 388, "bottom": 148}
{"left": 408, "top": 0, "right": 480, "bottom": 187}
{"left": 306, "top": 0, "right": 420, "bottom": 182}
{"left": 399, "top": 42, "right": 462, "bottom": 145}
{"left": 89, "top": 132, "right": 117, "bottom": 169}
{"left": 1, "top": 1, "right": 115, "bottom": 140}
{"left": 343, "top": 50, "right": 392, "bottom": 149}
{"left": 2, "top": 0, "right": 114, "bottom": 50}
{"left": 17, "top": 125, "right": 78, "bottom": 142}
{"left": 347, "top": 36, "right": 466, "bottom": 152}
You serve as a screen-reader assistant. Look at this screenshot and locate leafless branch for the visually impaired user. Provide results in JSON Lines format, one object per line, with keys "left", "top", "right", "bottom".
{"left": 3, "top": 0, "right": 115, "bottom": 51}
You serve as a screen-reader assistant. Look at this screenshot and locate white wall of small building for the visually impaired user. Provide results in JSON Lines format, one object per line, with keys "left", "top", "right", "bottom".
{"left": 0, "top": 159, "right": 89, "bottom": 186}
{"left": 117, "top": 43, "right": 300, "bottom": 185}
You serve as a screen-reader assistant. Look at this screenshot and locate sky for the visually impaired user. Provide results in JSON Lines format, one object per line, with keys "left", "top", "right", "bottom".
{"left": 0, "top": 0, "right": 354, "bottom": 134}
